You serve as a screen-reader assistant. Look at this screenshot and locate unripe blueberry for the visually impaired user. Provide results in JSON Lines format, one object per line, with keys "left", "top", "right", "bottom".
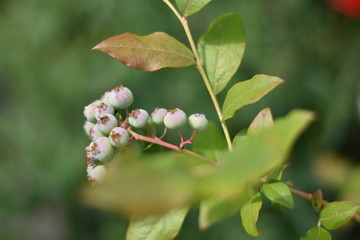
{"left": 109, "top": 85, "right": 134, "bottom": 109}
{"left": 95, "top": 102, "right": 114, "bottom": 120}
{"left": 151, "top": 108, "right": 168, "bottom": 125}
{"left": 97, "top": 114, "right": 118, "bottom": 135}
{"left": 164, "top": 108, "right": 187, "bottom": 130}
{"left": 100, "top": 91, "right": 112, "bottom": 105}
{"left": 87, "top": 164, "right": 107, "bottom": 183}
{"left": 89, "top": 125, "right": 105, "bottom": 141}
{"left": 129, "top": 109, "right": 150, "bottom": 129}
{"left": 188, "top": 113, "right": 208, "bottom": 133}
{"left": 88, "top": 137, "right": 114, "bottom": 162}
{"left": 84, "top": 100, "right": 101, "bottom": 123}
{"left": 109, "top": 127, "right": 129, "bottom": 147}
{"left": 83, "top": 121, "right": 95, "bottom": 137}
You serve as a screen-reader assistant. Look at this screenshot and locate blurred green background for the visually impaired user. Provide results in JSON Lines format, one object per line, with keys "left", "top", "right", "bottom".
{"left": 1, "top": 0, "right": 359, "bottom": 239}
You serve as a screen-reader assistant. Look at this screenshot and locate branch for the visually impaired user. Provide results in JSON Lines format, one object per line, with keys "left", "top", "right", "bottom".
{"left": 288, "top": 186, "right": 360, "bottom": 224}
{"left": 127, "top": 128, "right": 220, "bottom": 165}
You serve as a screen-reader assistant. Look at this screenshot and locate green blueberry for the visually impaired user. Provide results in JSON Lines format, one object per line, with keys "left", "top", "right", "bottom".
{"left": 109, "top": 127, "right": 129, "bottom": 148}
{"left": 151, "top": 108, "right": 168, "bottom": 125}
{"left": 87, "top": 137, "right": 114, "bottom": 162}
{"left": 89, "top": 124, "right": 105, "bottom": 141}
{"left": 188, "top": 113, "right": 208, "bottom": 133}
{"left": 109, "top": 85, "right": 134, "bottom": 109}
{"left": 87, "top": 164, "right": 107, "bottom": 183}
{"left": 83, "top": 100, "right": 101, "bottom": 123}
{"left": 95, "top": 102, "right": 115, "bottom": 120}
{"left": 163, "top": 108, "right": 187, "bottom": 130}
{"left": 97, "top": 114, "right": 118, "bottom": 134}
{"left": 83, "top": 121, "right": 95, "bottom": 138}
{"left": 129, "top": 109, "right": 150, "bottom": 129}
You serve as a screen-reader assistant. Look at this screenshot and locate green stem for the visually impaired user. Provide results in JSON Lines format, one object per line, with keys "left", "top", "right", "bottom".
{"left": 163, "top": 0, "right": 233, "bottom": 152}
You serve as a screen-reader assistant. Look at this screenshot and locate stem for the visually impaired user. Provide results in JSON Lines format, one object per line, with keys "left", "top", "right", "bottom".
{"left": 163, "top": 0, "right": 233, "bottom": 151}
{"left": 289, "top": 187, "right": 360, "bottom": 224}
{"left": 127, "top": 128, "right": 220, "bottom": 165}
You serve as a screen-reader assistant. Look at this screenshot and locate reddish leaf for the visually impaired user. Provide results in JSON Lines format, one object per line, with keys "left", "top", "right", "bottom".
{"left": 93, "top": 32, "right": 196, "bottom": 71}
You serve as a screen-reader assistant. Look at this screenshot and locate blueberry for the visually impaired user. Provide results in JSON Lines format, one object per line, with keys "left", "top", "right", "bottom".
{"left": 84, "top": 100, "right": 101, "bottom": 123}
{"left": 100, "top": 91, "right": 112, "bottom": 105}
{"left": 163, "top": 108, "right": 187, "bottom": 130}
{"left": 96, "top": 114, "right": 118, "bottom": 134}
{"left": 89, "top": 124, "right": 105, "bottom": 141}
{"left": 188, "top": 113, "right": 208, "bottom": 133}
{"left": 109, "top": 127, "right": 129, "bottom": 147}
{"left": 83, "top": 121, "right": 95, "bottom": 138}
{"left": 109, "top": 85, "right": 134, "bottom": 109}
{"left": 95, "top": 102, "right": 114, "bottom": 120}
{"left": 87, "top": 137, "right": 114, "bottom": 162}
{"left": 151, "top": 108, "right": 168, "bottom": 125}
{"left": 128, "top": 109, "right": 150, "bottom": 129}
{"left": 87, "top": 164, "right": 107, "bottom": 183}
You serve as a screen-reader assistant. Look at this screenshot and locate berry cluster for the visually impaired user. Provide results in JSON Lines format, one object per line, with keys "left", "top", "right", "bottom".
{"left": 83, "top": 85, "right": 208, "bottom": 183}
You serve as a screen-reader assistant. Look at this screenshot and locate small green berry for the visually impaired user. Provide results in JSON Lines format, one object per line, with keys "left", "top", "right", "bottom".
{"left": 164, "top": 108, "right": 187, "bottom": 130}
{"left": 97, "top": 114, "right": 118, "bottom": 134}
{"left": 95, "top": 102, "right": 114, "bottom": 120}
{"left": 89, "top": 125, "right": 105, "bottom": 141}
{"left": 109, "top": 85, "right": 134, "bottom": 109}
{"left": 87, "top": 164, "right": 107, "bottom": 183}
{"left": 109, "top": 127, "right": 129, "bottom": 147}
{"left": 129, "top": 109, "right": 150, "bottom": 129}
{"left": 151, "top": 108, "right": 168, "bottom": 125}
{"left": 84, "top": 100, "right": 101, "bottom": 123}
{"left": 188, "top": 113, "right": 208, "bottom": 133}
{"left": 100, "top": 91, "right": 112, "bottom": 105}
{"left": 87, "top": 137, "right": 114, "bottom": 162}
{"left": 83, "top": 121, "right": 95, "bottom": 138}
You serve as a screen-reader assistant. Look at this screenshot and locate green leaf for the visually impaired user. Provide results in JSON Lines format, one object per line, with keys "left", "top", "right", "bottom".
{"left": 300, "top": 226, "right": 332, "bottom": 240}
{"left": 240, "top": 192, "right": 263, "bottom": 237}
{"left": 248, "top": 107, "right": 274, "bottom": 134}
{"left": 126, "top": 208, "right": 189, "bottom": 240}
{"left": 175, "top": 0, "right": 212, "bottom": 17}
{"left": 198, "top": 14, "right": 246, "bottom": 94}
{"left": 192, "top": 122, "right": 227, "bottom": 162}
{"left": 320, "top": 201, "right": 360, "bottom": 230}
{"left": 271, "top": 164, "right": 289, "bottom": 181}
{"left": 93, "top": 32, "right": 195, "bottom": 71}
{"left": 199, "top": 110, "right": 314, "bottom": 229}
{"left": 81, "top": 152, "right": 206, "bottom": 216}
{"left": 261, "top": 180, "right": 294, "bottom": 208}
{"left": 232, "top": 128, "right": 247, "bottom": 147}
{"left": 199, "top": 187, "right": 254, "bottom": 230}
{"left": 222, "top": 75, "right": 284, "bottom": 121}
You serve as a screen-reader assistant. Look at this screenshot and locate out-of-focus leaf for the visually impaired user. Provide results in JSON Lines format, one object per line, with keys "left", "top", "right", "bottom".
{"left": 222, "top": 75, "right": 284, "bottom": 121}
{"left": 240, "top": 192, "right": 263, "bottom": 237}
{"left": 175, "top": 0, "right": 212, "bottom": 17}
{"left": 199, "top": 186, "right": 254, "bottom": 230}
{"left": 248, "top": 107, "right": 274, "bottom": 134}
{"left": 198, "top": 14, "right": 246, "bottom": 94}
{"left": 261, "top": 180, "right": 294, "bottom": 209}
{"left": 192, "top": 122, "right": 227, "bottom": 162}
{"left": 93, "top": 32, "right": 195, "bottom": 71}
{"left": 271, "top": 164, "right": 289, "bottom": 181}
{"left": 320, "top": 201, "right": 360, "bottom": 230}
{"left": 126, "top": 207, "right": 189, "bottom": 240}
{"left": 81, "top": 152, "right": 209, "bottom": 216}
{"left": 300, "top": 226, "right": 332, "bottom": 240}
{"left": 232, "top": 128, "right": 247, "bottom": 147}
{"left": 199, "top": 110, "right": 314, "bottom": 229}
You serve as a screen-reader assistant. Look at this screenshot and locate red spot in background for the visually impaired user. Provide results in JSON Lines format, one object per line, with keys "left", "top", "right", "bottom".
{"left": 327, "top": 0, "right": 360, "bottom": 19}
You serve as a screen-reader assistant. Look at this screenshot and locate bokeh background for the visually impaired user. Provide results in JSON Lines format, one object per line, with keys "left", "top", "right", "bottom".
{"left": 1, "top": 0, "right": 359, "bottom": 239}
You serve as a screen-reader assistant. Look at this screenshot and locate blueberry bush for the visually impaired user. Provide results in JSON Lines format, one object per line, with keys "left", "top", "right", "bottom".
{"left": 80, "top": 1, "right": 360, "bottom": 239}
